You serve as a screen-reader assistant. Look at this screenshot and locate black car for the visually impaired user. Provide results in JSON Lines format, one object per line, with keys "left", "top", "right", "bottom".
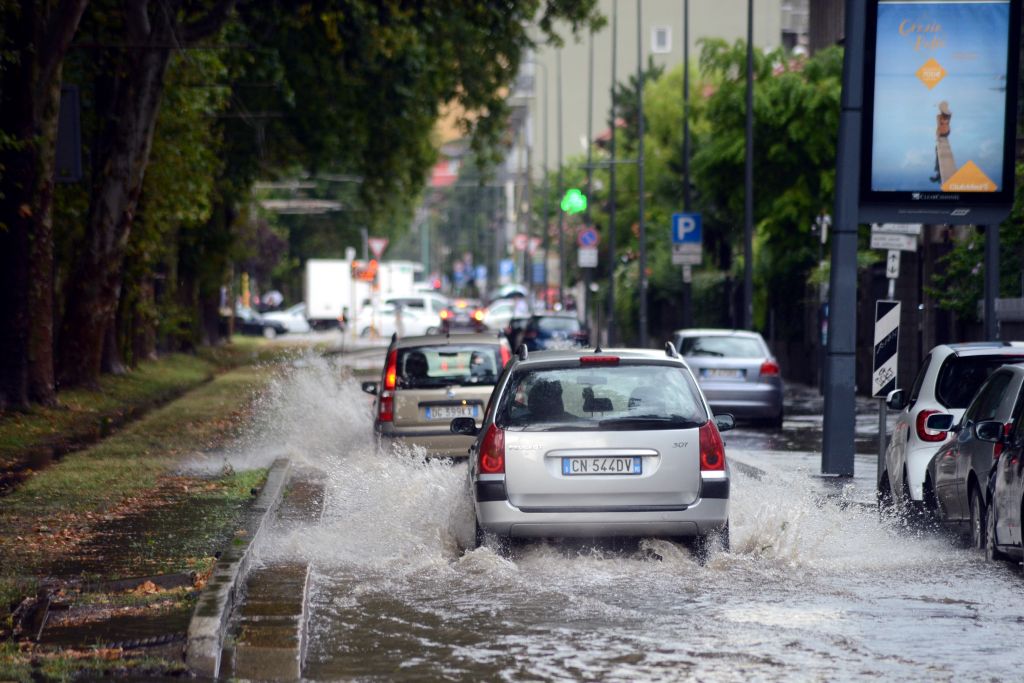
{"left": 925, "top": 365, "right": 1021, "bottom": 548}
{"left": 978, "top": 364, "right": 1024, "bottom": 564}
{"left": 235, "top": 306, "right": 287, "bottom": 339}
{"left": 440, "top": 298, "right": 486, "bottom": 334}
{"left": 520, "top": 313, "right": 588, "bottom": 351}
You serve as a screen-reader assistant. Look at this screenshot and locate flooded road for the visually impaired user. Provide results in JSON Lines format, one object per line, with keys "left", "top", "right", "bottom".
{"left": 242, "top": 358, "right": 1023, "bottom": 681}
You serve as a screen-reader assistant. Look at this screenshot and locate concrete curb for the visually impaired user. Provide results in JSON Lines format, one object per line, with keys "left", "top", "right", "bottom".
{"left": 185, "top": 457, "right": 292, "bottom": 678}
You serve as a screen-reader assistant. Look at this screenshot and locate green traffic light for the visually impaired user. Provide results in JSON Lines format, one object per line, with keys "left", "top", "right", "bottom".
{"left": 560, "top": 188, "right": 587, "bottom": 215}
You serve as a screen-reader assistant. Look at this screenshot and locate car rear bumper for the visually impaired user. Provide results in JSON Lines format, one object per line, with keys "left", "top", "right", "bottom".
{"left": 377, "top": 428, "right": 473, "bottom": 459}
{"left": 477, "top": 497, "right": 729, "bottom": 537}
{"left": 475, "top": 475, "right": 729, "bottom": 538}
{"left": 702, "top": 381, "right": 783, "bottom": 418}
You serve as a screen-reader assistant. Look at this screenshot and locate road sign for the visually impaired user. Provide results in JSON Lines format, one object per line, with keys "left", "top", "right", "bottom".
{"left": 885, "top": 250, "right": 900, "bottom": 279}
{"left": 577, "top": 226, "right": 599, "bottom": 248}
{"left": 528, "top": 236, "right": 542, "bottom": 255}
{"left": 870, "top": 231, "right": 917, "bottom": 252}
{"left": 578, "top": 247, "right": 598, "bottom": 268}
{"left": 671, "top": 247, "right": 702, "bottom": 265}
{"left": 499, "top": 258, "right": 515, "bottom": 277}
{"left": 872, "top": 300, "right": 901, "bottom": 398}
{"left": 513, "top": 233, "right": 528, "bottom": 251}
{"left": 671, "top": 212, "right": 701, "bottom": 244}
{"left": 873, "top": 223, "right": 922, "bottom": 236}
{"left": 367, "top": 236, "right": 389, "bottom": 259}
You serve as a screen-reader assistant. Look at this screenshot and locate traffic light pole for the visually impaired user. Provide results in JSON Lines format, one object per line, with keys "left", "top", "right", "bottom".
{"left": 637, "top": 0, "right": 648, "bottom": 347}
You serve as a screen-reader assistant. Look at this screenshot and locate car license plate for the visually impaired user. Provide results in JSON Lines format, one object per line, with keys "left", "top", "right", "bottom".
{"left": 702, "top": 368, "right": 744, "bottom": 379}
{"left": 425, "top": 405, "right": 478, "bottom": 420}
{"left": 562, "top": 457, "right": 642, "bottom": 476}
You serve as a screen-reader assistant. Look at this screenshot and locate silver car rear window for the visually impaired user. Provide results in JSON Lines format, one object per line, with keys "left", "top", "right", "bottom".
{"left": 679, "top": 335, "right": 763, "bottom": 358}
{"left": 497, "top": 363, "right": 707, "bottom": 431}
{"left": 936, "top": 355, "right": 1024, "bottom": 409}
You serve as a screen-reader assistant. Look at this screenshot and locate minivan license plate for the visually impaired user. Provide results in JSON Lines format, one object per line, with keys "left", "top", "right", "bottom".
{"left": 425, "top": 405, "right": 478, "bottom": 420}
{"left": 562, "top": 457, "right": 642, "bottom": 476}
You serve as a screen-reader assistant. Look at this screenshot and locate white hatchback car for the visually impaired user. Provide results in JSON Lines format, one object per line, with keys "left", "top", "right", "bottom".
{"left": 881, "top": 342, "right": 1024, "bottom": 509}
{"left": 452, "top": 344, "right": 734, "bottom": 557}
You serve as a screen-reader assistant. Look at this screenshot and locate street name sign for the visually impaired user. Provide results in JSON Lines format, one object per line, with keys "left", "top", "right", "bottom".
{"left": 870, "top": 231, "right": 917, "bottom": 252}
{"left": 872, "top": 300, "right": 901, "bottom": 398}
{"left": 873, "top": 223, "right": 923, "bottom": 236}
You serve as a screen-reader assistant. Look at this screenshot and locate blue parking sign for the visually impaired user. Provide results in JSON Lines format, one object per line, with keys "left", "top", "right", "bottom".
{"left": 671, "top": 213, "right": 701, "bottom": 245}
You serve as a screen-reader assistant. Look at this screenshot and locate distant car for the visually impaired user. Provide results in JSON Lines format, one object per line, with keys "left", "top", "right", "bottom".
{"left": 362, "top": 333, "right": 512, "bottom": 458}
{"left": 925, "top": 364, "right": 1023, "bottom": 548}
{"left": 234, "top": 305, "right": 287, "bottom": 339}
{"left": 452, "top": 345, "right": 733, "bottom": 557}
{"left": 356, "top": 294, "right": 449, "bottom": 338}
{"left": 261, "top": 303, "right": 311, "bottom": 334}
{"left": 440, "top": 298, "right": 486, "bottom": 334}
{"left": 671, "top": 329, "right": 784, "bottom": 428}
{"left": 881, "top": 342, "right": 1024, "bottom": 511}
{"left": 481, "top": 299, "right": 518, "bottom": 333}
{"left": 520, "top": 313, "right": 588, "bottom": 351}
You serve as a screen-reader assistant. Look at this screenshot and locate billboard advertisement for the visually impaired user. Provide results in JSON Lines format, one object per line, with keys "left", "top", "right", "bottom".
{"left": 861, "top": 0, "right": 1020, "bottom": 224}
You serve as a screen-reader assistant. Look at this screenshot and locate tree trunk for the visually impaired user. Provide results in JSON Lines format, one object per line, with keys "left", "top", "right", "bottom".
{"left": 0, "top": 1, "right": 88, "bottom": 409}
{"left": 57, "top": 11, "right": 173, "bottom": 388}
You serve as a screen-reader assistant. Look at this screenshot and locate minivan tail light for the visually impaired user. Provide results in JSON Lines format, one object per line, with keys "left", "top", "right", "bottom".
{"left": 759, "top": 360, "right": 780, "bottom": 376}
{"left": 580, "top": 356, "right": 619, "bottom": 365}
{"left": 479, "top": 424, "right": 505, "bottom": 474}
{"left": 383, "top": 350, "right": 398, "bottom": 391}
{"left": 699, "top": 421, "right": 726, "bottom": 471}
{"left": 916, "top": 409, "right": 946, "bottom": 443}
{"left": 379, "top": 350, "right": 398, "bottom": 422}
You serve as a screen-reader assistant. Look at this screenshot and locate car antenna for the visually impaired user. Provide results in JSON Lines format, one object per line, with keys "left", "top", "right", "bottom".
{"left": 516, "top": 344, "right": 528, "bottom": 361}
{"left": 391, "top": 332, "right": 398, "bottom": 344}
{"left": 664, "top": 341, "right": 680, "bottom": 358}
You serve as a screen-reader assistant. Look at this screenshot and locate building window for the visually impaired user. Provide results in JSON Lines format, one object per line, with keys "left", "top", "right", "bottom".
{"left": 651, "top": 26, "right": 671, "bottom": 54}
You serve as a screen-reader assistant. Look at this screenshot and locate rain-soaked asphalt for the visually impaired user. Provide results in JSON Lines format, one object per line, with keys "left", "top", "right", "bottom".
{"left": 234, "top": 355, "right": 1024, "bottom": 682}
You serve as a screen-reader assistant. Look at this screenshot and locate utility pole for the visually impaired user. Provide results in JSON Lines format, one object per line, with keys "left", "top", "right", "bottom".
{"left": 743, "top": 0, "right": 754, "bottom": 330}
{"left": 606, "top": 0, "right": 619, "bottom": 346}
{"left": 985, "top": 225, "right": 1000, "bottom": 340}
{"left": 557, "top": 48, "right": 565, "bottom": 308}
{"left": 637, "top": 0, "right": 648, "bottom": 347}
{"left": 682, "top": 0, "right": 692, "bottom": 328}
{"left": 540, "top": 61, "right": 551, "bottom": 305}
{"left": 822, "top": 0, "right": 865, "bottom": 477}
{"left": 585, "top": 29, "right": 595, "bottom": 331}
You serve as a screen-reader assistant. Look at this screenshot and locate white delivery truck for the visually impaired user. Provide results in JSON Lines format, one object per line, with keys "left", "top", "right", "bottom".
{"left": 304, "top": 259, "right": 362, "bottom": 330}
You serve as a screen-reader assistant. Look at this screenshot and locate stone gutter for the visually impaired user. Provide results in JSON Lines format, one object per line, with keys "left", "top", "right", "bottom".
{"left": 185, "top": 457, "right": 291, "bottom": 677}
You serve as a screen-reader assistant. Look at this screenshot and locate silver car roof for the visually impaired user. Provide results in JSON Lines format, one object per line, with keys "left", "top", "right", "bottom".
{"left": 513, "top": 347, "right": 689, "bottom": 368}
{"left": 671, "top": 328, "right": 764, "bottom": 339}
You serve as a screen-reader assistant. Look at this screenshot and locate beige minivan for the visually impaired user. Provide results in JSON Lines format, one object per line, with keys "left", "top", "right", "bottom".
{"left": 362, "top": 333, "right": 512, "bottom": 458}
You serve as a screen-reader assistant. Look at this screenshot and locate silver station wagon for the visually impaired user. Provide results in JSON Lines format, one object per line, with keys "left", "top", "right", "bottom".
{"left": 452, "top": 345, "right": 734, "bottom": 558}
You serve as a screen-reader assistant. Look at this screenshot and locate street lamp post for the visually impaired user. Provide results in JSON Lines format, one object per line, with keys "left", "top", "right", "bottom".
{"left": 606, "top": 0, "right": 619, "bottom": 346}
{"left": 557, "top": 49, "right": 565, "bottom": 308}
{"left": 637, "top": 0, "right": 648, "bottom": 347}
{"left": 743, "top": 0, "right": 754, "bottom": 331}
{"left": 682, "top": 0, "right": 692, "bottom": 328}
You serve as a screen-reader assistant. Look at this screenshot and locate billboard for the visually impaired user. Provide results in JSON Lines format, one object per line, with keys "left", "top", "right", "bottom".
{"left": 861, "top": 0, "right": 1020, "bottom": 224}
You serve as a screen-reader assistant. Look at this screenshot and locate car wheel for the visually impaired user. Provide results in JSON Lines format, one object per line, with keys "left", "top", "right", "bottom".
{"left": 262, "top": 325, "right": 277, "bottom": 339}
{"left": 877, "top": 472, "right": 894, "bottom": 515}
{"left": 985, "top": 498, "right": 1009, "bottom": 562}
{"left": 693, "top": 522, "right": 730, "bottom": 564}
{"left": 968, "top": 485, "right": 984, "bottom": 550}
{"left": 426, "top": 327, "right": 439, "bottom": 335}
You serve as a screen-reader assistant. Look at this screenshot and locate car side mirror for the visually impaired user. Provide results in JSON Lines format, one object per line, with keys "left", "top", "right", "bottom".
{"left": 885, "top": 388, "right": 906, "bottom": 411}
{"left": 361, "top": 381, "right": 378, "bottom": 395}
{"left": 973, "top": 420, "right": 1004, "bottom": 443}
{"left": 450, "top": 417, "right": 480, "bottom": 436}
{"left": 925, "top": 413, "right": 955, "bottom": 432}
{"left": 714, "top": 414, "right": 736, "bottom": 432}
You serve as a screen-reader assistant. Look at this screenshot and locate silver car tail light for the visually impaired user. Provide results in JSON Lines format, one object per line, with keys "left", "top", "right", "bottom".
{"left": 479, "top": 424, "right": 505, "bottom": 474}
{"left": 759, "top": 360, "right": 780, "bottom": 376}
{"left": 379, "top": 350, "right": 397, "bottom": 422}
{"left": 699, "top": 421, "right": 726, "bottom": 471}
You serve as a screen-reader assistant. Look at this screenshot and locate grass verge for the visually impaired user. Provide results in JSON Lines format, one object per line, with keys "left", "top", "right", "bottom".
{"left": 0, "top": 355, "right": 284, "bottom": 681}
{"left": 0, "top": 337, "right": 296, "bottom": 485}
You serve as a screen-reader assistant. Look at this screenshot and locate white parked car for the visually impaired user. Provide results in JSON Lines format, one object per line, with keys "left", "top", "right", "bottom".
{"left": 356, "top": 294, "right": 449, "bottom": 338}
{"left": 261, "top": 302, "right": 311, "bottom": 334}
{"left": 881, "top": 342, "right": 1024, "bottom": 510}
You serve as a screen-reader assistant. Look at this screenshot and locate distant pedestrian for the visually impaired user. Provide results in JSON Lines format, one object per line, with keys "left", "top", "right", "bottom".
{"left": 931, "top": 101, "right": 952, "bottom": 183}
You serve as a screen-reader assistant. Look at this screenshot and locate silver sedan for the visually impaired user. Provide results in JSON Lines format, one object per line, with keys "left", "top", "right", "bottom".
{"left": 451, "top": 345, "right": 733, "bottom": 558}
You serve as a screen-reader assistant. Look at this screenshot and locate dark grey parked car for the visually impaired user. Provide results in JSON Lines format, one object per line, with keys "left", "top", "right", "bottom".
{"left": 924, "top": 364, "right": 1023, "bottom": 548}
{"left": 671, "top": 329, "right": 784, "bottom": 427}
